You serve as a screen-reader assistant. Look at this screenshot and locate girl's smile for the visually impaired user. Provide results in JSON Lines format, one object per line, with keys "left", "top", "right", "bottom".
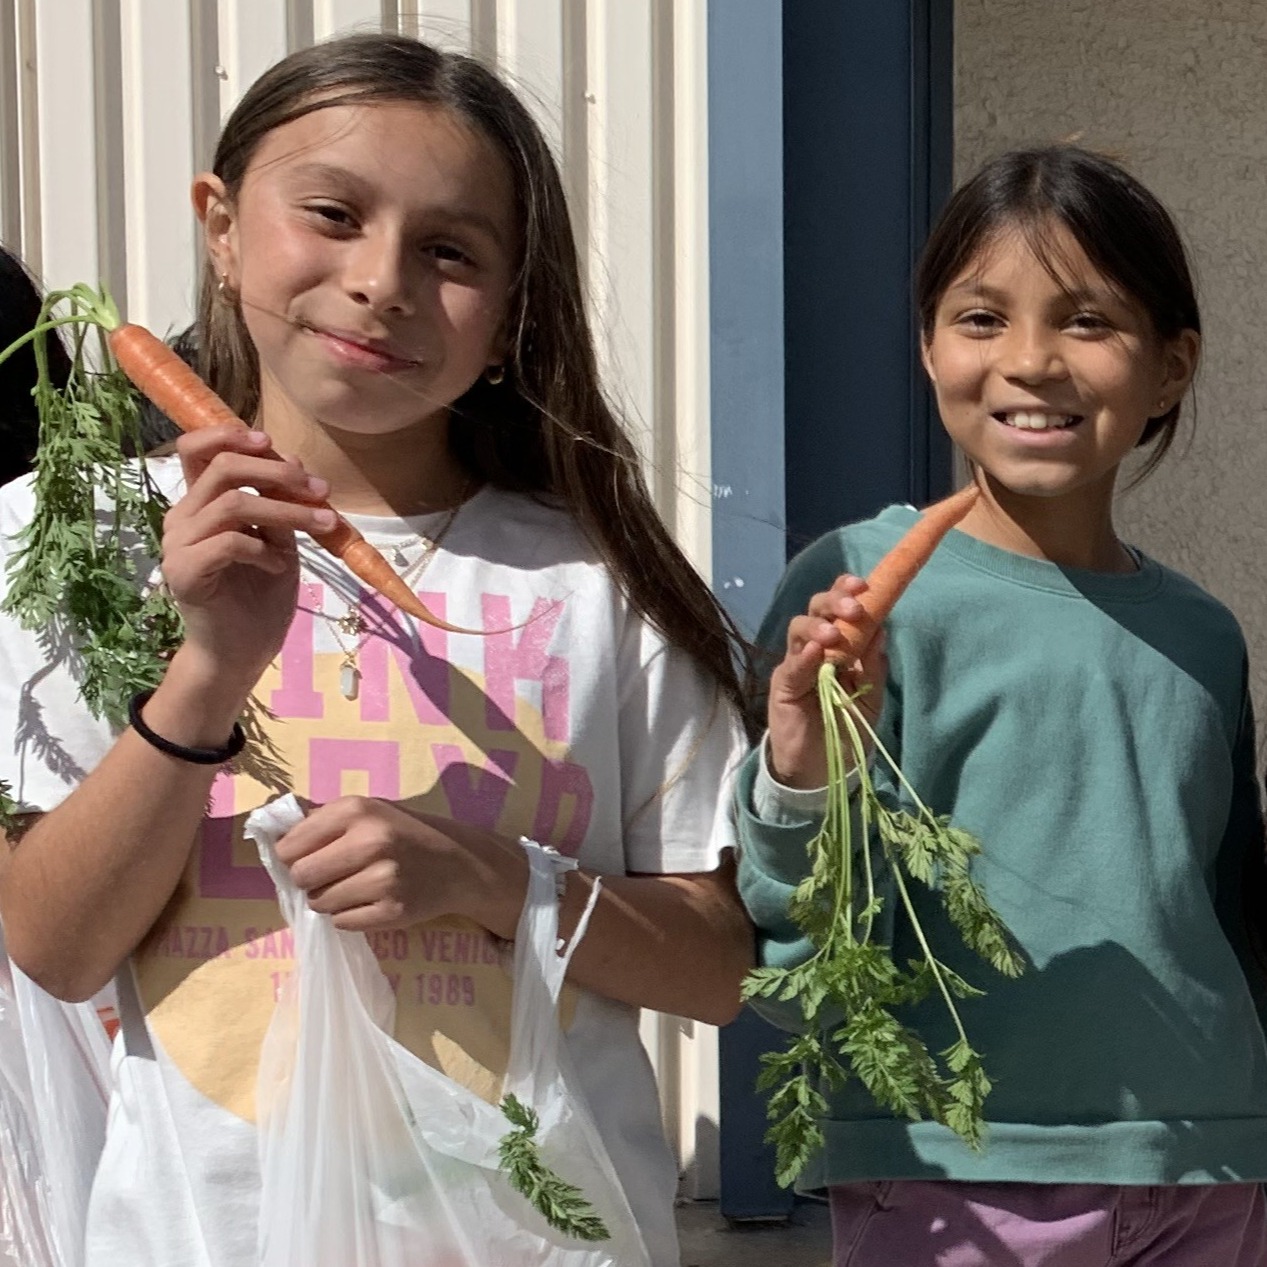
{"left": 300, "top": 322, "right": 422, "bottom": 374}
{"left": 992, "top": 409, "right": 1081, "bottom": 433}
{"left": 991, "top": 408, "right": 1084, "bottom": 447}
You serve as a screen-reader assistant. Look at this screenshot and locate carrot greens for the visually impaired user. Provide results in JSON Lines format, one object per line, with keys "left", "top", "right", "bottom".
{"left": 498, "top": 1094, "right": 611, "bottom": 1242}
{"left": 742, "top": 665, "right": 1025, "bottom": 1188}
{"left": 0, "top": 286, "right": 181, "bottom": 731}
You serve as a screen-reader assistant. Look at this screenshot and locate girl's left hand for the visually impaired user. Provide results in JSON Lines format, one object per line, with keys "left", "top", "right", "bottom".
{"left": 275, "top": 797, "right": 494, "bottom": 931}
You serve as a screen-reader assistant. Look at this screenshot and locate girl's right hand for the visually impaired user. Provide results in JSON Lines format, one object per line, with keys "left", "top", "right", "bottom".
{"left": 160, "top": 426, "right": 334, "bottom": 692}
{"left": 766, "top": 575, "right": 888, "bottom": 790}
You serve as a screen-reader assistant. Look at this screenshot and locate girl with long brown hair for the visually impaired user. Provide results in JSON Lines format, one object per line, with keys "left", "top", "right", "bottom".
{"left": 0, "top": 33, "right": 751, "bottom": 1266}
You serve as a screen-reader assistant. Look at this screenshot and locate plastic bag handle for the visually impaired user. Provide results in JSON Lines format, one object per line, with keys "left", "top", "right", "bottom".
{"left": 502, "top": 840, "right": 602, "bottom": 1102}
{"left": 515, "top": 839, "right": 601, "bottom": 1005}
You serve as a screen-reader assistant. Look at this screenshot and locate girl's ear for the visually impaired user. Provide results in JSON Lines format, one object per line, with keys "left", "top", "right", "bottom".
{"left": 191, "top": 173, "right": 238, "bottom": 289}
{"left": 1160, "top": 327, "right": 1200, "bottom": 402}
{"left": 919, "top": 334, "right": 937, "bottom": 386}
{"left": 485, "top": 314, "right": 513, "bottom": 375}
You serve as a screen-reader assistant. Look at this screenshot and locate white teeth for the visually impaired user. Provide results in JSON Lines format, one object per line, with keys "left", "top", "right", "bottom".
{"left": 1003, "top": 411, "right": 1076, "bottom": 431}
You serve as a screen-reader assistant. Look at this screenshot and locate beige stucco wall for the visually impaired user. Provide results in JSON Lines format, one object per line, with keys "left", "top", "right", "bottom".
{"left": 954, "top": 0, "right": 1267, "bottom": 728}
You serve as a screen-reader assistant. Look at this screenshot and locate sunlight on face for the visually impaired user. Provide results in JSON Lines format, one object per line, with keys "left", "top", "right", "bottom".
{"left": 216, "top": 100, "right": 516, "bottom": 442}
{"left": 922, "top": 221, "right": 1194, "bottom": 502}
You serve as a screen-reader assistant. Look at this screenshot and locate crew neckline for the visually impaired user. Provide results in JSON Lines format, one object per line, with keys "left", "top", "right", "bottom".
{"left": 321, "top": 483, "right": 493, "bottom": 546}
{"left": 883, "top": 504, "right": 1165, "bottom": 603}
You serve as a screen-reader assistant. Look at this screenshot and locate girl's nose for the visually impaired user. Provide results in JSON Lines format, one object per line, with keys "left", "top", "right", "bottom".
{"left": 999, "top": 322, "right": 1068, "bottom": 384}
{"left": 341, "top": 231, "right": 416, "bottom": 316}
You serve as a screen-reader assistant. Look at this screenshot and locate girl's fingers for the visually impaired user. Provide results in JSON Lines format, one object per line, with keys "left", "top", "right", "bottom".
{"left": 275, "top": 798, "right": 403, "bottom": 887}
{"left": 172, "top": 435, "right": 329, "bottom": 522}
{"left": 287, "top": 835, "right": 386, "bottom": 894}
{"left": 771, "top": 638, "right": 826, "bottom": 703}
{"left": 175, "top": 425, "right": 272, "bottom": 489}
{"left": 787, "top": 607, "right": 862, "bottom": 657}
{"left": 165, "top": 486, "right": 334, "bottom": 552}
{"left": 273, "top": 798, "right": 363, "bottom": 868}
{"left": 305, "top": 863, "right": 402, "bottom": 919}
{"left": 161, "top": 531, "right": 295, "bottom": 588}
{"left": 330, "top": 901, "right": 408, "bottom": 933}
{"left": 830, "top": 573, "right": 868, "bottom": 597}
{"left": 806, "top": 581, "right": 868, "bottom": 626}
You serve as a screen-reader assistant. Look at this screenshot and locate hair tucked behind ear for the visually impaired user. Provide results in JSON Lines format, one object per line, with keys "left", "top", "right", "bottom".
{"left": 198, "top": 33, "right": 752, "bottom": 725}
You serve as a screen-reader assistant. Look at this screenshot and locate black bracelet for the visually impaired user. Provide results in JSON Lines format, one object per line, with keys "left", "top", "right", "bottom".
{"left": 127, "top": 690, "right": 246, "bottom": 765}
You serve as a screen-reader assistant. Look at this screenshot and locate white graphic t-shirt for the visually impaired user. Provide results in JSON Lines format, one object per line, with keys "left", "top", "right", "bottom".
{"left": 0, "top": 460, "right": 744, "bottom": 1267}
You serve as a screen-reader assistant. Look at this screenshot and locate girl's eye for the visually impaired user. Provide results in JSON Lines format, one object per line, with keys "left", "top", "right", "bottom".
{"left": 305, "top": 204, "right": 356, "bottom": 228}
{"left": 956, "top": 309, "right": 1002, "bottom": 333}
{"left": 424, "top": 243, "right": 475, "bottom": 267}
{"left": 1068, "top": 312, "right": 1111, "bottom": 334}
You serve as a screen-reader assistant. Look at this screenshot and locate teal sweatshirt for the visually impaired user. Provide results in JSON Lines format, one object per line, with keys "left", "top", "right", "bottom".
{"left": 737, "top": 505, "right": 1267, "bottom": 1189}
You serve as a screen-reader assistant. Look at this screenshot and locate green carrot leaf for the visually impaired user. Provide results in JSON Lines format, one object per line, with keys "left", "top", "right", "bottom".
{"left": 497, "top": 1094, "right": 611, "bottom": 1243}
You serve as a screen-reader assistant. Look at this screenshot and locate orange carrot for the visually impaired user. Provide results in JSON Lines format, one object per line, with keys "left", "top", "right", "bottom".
{"left": 108, "top": 323, "right": 477, "bottom": 633}
{"left": 832, "top": 483, "right": 980, "bottom": 660}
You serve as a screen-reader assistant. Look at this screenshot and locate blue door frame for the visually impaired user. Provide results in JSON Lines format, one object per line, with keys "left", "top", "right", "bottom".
{"left": 709, "top": 0, "right": 954, "bottom": 1219}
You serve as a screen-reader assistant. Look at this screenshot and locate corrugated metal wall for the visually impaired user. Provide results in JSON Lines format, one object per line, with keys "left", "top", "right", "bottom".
{"left": 0, "top": 0, "right": 719, "bottom": 1196}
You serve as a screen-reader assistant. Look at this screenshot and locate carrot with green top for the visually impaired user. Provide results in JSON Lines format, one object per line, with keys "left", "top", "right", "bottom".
{"left": 0, "top": 282, "right": 487, "bottom": 730}
{"left": 105, "top": 321, "right": 473, "bottom": 633}
{"left": 742, "top": 483, "right": 1023, "bottom": 1188}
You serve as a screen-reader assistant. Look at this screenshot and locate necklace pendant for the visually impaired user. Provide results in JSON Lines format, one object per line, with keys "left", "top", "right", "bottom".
{"left": 339, "top": 660, "right": 361, "bottom": 701}
{"left": 335, "top": 611, "right": 365, "bottom": 637}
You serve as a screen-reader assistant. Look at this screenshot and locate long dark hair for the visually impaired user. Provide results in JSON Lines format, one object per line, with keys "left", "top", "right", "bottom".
{"left": 915, "top": 145, "right": 1200, "bottom": 479}
{"left": 197, "top": 33, "right": 749, "bottom": 720}
{"left": 0, "top": 248, "right": 71, "bottom": 484}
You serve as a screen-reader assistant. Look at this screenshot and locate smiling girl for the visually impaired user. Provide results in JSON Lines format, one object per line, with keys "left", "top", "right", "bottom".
{"left": 0, "top": 34, "right": 751, "bottom": 1266}
{"left": 738, "top": 146, "right": 1267, "bottom": 1266}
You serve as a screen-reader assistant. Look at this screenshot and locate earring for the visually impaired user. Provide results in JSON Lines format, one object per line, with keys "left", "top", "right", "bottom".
{"left": 215, "top": 273, "right": 237, "bottom": 304}
{"left": 485, "top": 363, "right": 506, "bottom": 386}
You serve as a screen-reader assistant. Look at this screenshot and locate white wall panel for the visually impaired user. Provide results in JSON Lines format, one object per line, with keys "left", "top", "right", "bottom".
{"left": 312, "top": 0, "right": 383, "bottom": 40}
{"left": 496, "top": 0, "right": 564, "bottom": 158}
{"left": 120, "top": 0, "right": 198, "bottom": 334}
{"left": 584, "top": 0, "right": 655, "bottom": 466}
{"left": 0, "top": 1, "right": 20, "bottom": 249}
{"left": 0, "top": 0, "right": 718, "bottom": 1195}
{"left": 408, "top": 0, "right": 474, "bottom": 50}
{"left": 33, "top": 0, "right": 100, "bottom": 294}
{"left": 217, "top": 0, "right": 288, "bottom": 119}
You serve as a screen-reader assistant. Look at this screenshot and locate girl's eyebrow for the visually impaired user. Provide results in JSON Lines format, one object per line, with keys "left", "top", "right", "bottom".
{"left": 284, "top": 160, "right": 507, "bottom": 246}
{"left": 947, "top": 279, "right": 1120, "bottom": 307}
{"left": 946, "top": 281, "right": 1006, "bottom": 302}
{"left": 285, "top": 159, "right": 364, "bottom": 190}
{"left": 1058, "top": 285, "right": 1122, "bottom": 308}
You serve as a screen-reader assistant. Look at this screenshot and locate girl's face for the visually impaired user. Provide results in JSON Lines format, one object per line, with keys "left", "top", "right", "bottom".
{"left": 921, "top": 222, "right": 1198, "bottom": 501}
{"left": 197, "top": 100, "right": 516, "bottom": 438}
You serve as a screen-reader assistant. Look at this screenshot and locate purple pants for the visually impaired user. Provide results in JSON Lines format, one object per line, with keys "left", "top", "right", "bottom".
{"left": 830, "top": 1180, "right": 1267, "bottom": 1266}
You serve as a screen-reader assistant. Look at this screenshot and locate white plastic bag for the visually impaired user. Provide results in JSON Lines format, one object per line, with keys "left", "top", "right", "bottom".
{"left": 0, "top": 927, "right": 111, "bottom": 1267}
{"left": 0, "top": 957, "right": 57, "bottom": 1267}
{"left": 247, "top": 795, "right": 650, "bottom": 1267}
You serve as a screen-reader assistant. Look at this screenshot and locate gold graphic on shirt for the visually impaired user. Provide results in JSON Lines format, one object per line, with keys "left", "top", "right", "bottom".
{"left": 134, "top": 644, "right": 591, "bottom": 1123}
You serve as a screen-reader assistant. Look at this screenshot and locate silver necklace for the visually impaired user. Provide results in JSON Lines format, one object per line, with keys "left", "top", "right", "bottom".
{"left": 310, "top": 498, "right": 464, "bottom": 700}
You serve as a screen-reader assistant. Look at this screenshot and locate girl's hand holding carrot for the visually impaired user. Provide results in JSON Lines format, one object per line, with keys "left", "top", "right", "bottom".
{"left": 766, "top": 574, "right": 888, "bottom": 790}
{"left": 161, "top": 426, "right": 334, "bottom": 696}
